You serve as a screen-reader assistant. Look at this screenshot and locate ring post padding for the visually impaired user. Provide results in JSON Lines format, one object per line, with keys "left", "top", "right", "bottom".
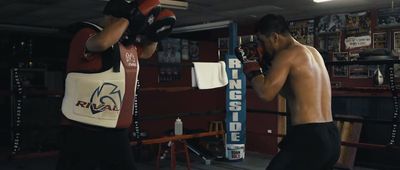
{"left": 224, "top": 22, "right": 246, "bottom": 161}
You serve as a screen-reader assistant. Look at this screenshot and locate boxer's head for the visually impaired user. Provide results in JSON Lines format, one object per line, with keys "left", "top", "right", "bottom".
{"left": 255, "top": 14, "right": 291, "bottom": 58}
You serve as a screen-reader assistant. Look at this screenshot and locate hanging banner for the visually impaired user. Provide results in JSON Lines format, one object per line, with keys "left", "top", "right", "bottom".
{"left": 344, "top": 35, "right": 371, "bottom": 50}
{"left": 225, "top": 55, "right": 246, "bottom": 160}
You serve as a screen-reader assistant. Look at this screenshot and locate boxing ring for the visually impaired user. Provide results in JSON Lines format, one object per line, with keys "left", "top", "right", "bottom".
{"left": 5, "top": 21, "right": 400, "bottom": 170}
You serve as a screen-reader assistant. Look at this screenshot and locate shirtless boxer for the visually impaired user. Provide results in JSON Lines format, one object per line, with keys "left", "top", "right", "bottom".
{"left": 235, "top": 14, "right": 341, "bottom": 170}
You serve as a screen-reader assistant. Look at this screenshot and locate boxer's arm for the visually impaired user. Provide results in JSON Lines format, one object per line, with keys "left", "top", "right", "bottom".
{"left": 251, "top": 50, "right": 292, "bottom": 102}
{"left": 139, "top": 41, "right": 158, "bottom": 59}
{"left": 86, "top": 18, "right": 129, "bottom": 52}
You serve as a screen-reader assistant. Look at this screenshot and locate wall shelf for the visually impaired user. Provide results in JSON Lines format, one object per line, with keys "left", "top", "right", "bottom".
{"left": 332, "top": 87, "right": 394, "bottom": 97}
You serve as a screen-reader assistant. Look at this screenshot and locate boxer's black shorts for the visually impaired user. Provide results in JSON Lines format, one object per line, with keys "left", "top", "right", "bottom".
{"left": 267, "top": 122, "right": 341, "bottom": 170}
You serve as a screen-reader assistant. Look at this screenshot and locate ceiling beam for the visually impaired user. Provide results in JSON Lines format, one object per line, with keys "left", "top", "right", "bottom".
{"left": 172, "top": 20, "right": 233, "bottom": 33}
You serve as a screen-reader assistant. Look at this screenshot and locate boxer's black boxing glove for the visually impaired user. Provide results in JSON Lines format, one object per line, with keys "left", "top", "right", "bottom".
{"left": 145, "top": 9, "right": 176, "bottom": 42}
{"left": 234, "top": 42, "right": 263, "bottom": 81}
{"left": 103, "top": 0, "right": 136, "bottom": 19}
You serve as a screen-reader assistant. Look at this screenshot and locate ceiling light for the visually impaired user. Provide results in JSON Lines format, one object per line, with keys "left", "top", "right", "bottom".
{"left": 313, "top": 0, "right": 334, "bottom": 3}
{"left": 101, "top": 0, "right": 188, "bottom": 10}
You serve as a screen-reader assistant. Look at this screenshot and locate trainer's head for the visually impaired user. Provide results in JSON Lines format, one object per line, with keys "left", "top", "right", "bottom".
{"left": 255, "top": 14, "right": 291, "bottom": 57}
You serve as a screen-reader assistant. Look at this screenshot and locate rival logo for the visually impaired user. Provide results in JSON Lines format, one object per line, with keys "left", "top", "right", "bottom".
{"left": 75, "top": 83, "right": 122, "bottom": 114}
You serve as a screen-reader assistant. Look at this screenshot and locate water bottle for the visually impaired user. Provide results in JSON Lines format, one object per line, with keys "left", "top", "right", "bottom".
{"left": 174, "top": 117, "right": 183, "bottom": 135}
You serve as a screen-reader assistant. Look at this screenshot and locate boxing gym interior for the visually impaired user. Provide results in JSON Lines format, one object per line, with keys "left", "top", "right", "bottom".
{"left": 1, "top": 0, "right": 400, "bottom": 169}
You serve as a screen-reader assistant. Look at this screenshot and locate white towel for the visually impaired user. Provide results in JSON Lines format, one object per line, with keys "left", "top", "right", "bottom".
{"left": 192, "top": 61, "right": 228, "bottom": 89}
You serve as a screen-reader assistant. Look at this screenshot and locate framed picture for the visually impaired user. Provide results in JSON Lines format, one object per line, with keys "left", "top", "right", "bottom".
{"left": 349, "top": 65, "right": 369, "bottom": 78}
{"left": 347, "top": 51, "right": 368, "bottom": 78}
{"left": 394, "top": 31, "right": 400, "bottom": 54}
{"left": 332, "top": 52, "right": 348, "bottom": 61}
{"left": 189, "top": 41, "right": 200, "bottom": 61}
{"left": 333, "top": 66, "right": 348, "bottom": 77}
{"left": 373, "top": 32, "right": 388, "bottom": 48}
{"left": 332, "top": 52, "right": 348, "bottom": 77}
{"left": 326, "top": 33, "right": 341, "bottom": 52}
{"left": 377, "top": 7, "right": 400, "bottom": 28}
{"left": 240, "top": 35, "right": 254, "bottom": 44}
{"left": 348, "top": 50, "right": 361, "bottom": 61}
{"left": 345, "top": 11, "right": 371, "bottom": 35}
{"left": 158, "top": 38, "right": 182, "bottom": 64}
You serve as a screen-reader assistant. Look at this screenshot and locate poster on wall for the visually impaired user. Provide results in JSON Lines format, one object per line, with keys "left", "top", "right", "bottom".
{"left": 189, "top": 41, "right": 200, "bottom": 61}
{"left": 348, "top": 51, "right": 368, "bottom": 78}
{"left": 290, "top": 19, "right": 315, "bottom": 46}
{"left": 158, "top": 38, "right": 182, "bottom": 64}
{"left": 332, "top": 52, "right": 348, "bottom": 77}
{"left": 344, "top": 35, "right": 371, "bottom": 50}
{"left": 317, "top": 14, "right": 346, "bottom": 34}
{"left": 394, "top": 31, "right": 400, "bottom": 54}
{"left": 345, "top": 11, "right": 371, "bottom": 35}
{"left": 326, "top": 33, "right": 341, "bottom": 52}
{"left": 377, "top": 7, "right": 400, "bottom": 28}
{"left": 348, "top": 50, "right": 361, "bottom": 61}
{"left": 157, "top": 38, "right": 182, "bottom": 82}
{"left": 373, "top": 32, "right": 388, "bottom": 48}
{"left": 239, "top": 35, "right": 254, "bottom": 44}
{"left": 395, "top": 32, "right": 400, "bottom": 75}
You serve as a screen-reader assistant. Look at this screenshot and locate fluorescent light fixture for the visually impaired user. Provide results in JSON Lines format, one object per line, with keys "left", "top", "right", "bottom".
{"left": 313, "top": 0, "right": 334, "bottom": 3}
{"left": 101, "top": 0, "right": 188, "bottom": 10}
{"left": 160, "top": 0, "right": 188, "bottom": 10}
{"left": 172, "top": 20, "right": 232, "bottom": 34}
